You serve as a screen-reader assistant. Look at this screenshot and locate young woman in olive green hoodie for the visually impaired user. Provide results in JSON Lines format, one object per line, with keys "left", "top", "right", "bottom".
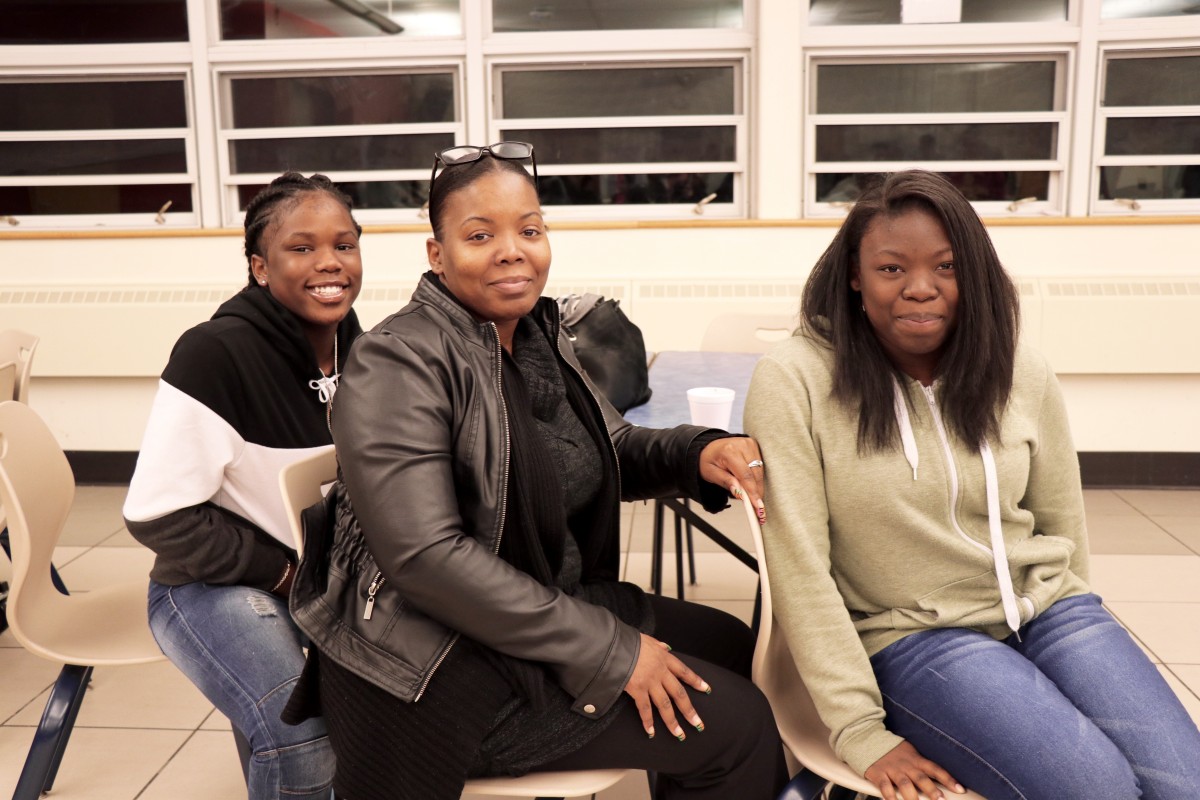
{"left": 746, "top": 170, "right": 1200, "bottom": 800}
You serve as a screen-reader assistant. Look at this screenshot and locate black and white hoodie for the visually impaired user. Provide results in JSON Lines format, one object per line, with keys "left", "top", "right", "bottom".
{"left": 123, "top": 286, "right": 361, "bottom": 590}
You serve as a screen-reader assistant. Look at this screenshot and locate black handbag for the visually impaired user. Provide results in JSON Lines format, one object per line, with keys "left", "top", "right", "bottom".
{"left": 558, "top": 294, "right": 652, "bottom": 414}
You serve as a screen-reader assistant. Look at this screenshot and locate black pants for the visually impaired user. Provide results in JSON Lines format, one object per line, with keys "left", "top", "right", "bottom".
{"left": 532, "top": 595, "right": 788, "bottom": 800}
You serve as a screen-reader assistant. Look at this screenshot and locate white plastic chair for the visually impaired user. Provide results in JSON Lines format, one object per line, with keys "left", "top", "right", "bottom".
{"left": 279, "top": 447, "right": 634, "bottom": 800}
{"left": 0, "top": 328, "right": 39, "bottom": 403}
{"left": 0, "top": 400, "right": 166, "bottom": 800}
{"left": 742, "top": 494, "right": 987, "bottom": 800}
{"left": 700, "top": 313, "right": 795, "bottom": 354}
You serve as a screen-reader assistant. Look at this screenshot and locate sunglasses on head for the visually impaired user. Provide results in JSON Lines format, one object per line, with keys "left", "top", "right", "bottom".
{"left": 430, "top": 141, "right": 537, "bottom": 187}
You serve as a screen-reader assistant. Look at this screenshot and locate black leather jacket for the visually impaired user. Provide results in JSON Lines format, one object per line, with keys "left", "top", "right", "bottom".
{"left": 291, "top": 275, "right": 724, "bottom": 722}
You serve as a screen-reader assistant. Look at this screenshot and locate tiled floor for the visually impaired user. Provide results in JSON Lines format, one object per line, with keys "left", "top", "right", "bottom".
{"left": 2, "top": 487, "right": 1199, "bottom": 799}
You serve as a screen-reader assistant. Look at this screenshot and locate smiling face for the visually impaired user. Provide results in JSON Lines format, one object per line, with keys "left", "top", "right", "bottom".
{"left": 250, "top": 191, "right": 362, "bottom": 349}
{"left": 851, "top": 205, "right": 958, "bottom": 385}
{"left": 426, "top": 167, "right": 550, "bottom": 350}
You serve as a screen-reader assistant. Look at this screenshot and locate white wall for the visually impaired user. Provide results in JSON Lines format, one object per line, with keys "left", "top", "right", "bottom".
{"left": 3, "top": 217, "right": 1198, "bottom": 453}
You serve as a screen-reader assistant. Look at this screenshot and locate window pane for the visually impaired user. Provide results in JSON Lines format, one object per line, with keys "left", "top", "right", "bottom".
{"left": 237, "top": 181, "right": 428, "bottom": 210}
{"left": 220, "top": 0, "right": 460, "bottom": 38}
{"left": 0, "top": 184, "right": 193, "bottom": 215}
{"left": 1, "top": 0, "right": 187, "bottom": 43}
{"left": 809, "top": 0, "right": 1066, "bottom": 24}
{"left": 817, "top": 62, "right": 1056, "bottom": 114}
{"left": 1099, "top": 166, "right": 1200, "bottom": 199}
{"left": 1103, "top": 0, "right": 1200, "bottom": 19}
{"left": 0, "top": 80, "right": 187, "bottom": 132}
{"left": 815, "top": 123, "right": 1056, "bottom": 162}
{"left": 0, "top": 140, "right": 188, "bottom": 176}
{"left": 817, "top": 172, "right": 1049, "bottom": 203}
{"left": 502, "top": 68, "right": 735, "bottom": 118}
{"left": 228, "top": 74, "right": 455, "bottom": 128}
{"left": 1106, "top": 117, "right": 1200, "bottom": 156}
{"left": 501, "top": 127, "right": 735, "bottom": 163}
{"left": 229, "top": 133, "right": 453, "bottom": 173}
{"left": 538, "top": 173, "right": 733, "bottom": 205}
{"left": 494, "top": 0, "right": 741, "bottom": 31}
{"left": 1105, "top": 57, "right": 1200, "bottom": 107}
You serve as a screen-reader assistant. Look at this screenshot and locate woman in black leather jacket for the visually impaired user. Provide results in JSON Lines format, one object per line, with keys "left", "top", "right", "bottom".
{"left": 286, "top": 143, "right": 786, "bottom": 800}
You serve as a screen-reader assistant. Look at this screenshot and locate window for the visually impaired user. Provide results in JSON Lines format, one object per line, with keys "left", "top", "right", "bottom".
{"left": 1, "top": 0, "right": 188, "bottom": 44}
{"left": 493, "top": 0, "right": 743, "bottom": 31}
{"left": 808, "top": 0, "right": 1066, "bottom": 25}
{"left": 216, "top": 69, "right": 461, "bottom": 225}
{"left": 1102, "top": 0, "right": 1200, "bottom": 20}
{"left": 806, "top": 57, "right": 1066, "bottom": 216}
{"left": 1094, "top": 51, "right": 1200, "bottom": 213}
{"left": 218, "top": 0, "right": 461, "bottom": 38}
{"left": 493, "top": 63, "right": 746, "bottom": 217}
{"left": 0, "top": 76, "right": 196, "bottom": 228}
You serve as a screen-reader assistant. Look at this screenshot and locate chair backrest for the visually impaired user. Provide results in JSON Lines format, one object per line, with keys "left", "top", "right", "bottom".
{"left": 747, "top": 496, "right": 986, "bottom": 799}
{"left": 278, "top": 445, "right": 337, "bottom": 557}
{"left": 700, "top": 313, "right": 795, "bottom": 354}
{"left": 0, "top": 401, "right": 78, "bottom": 644}
{"left": 0, "top": 329, "right": 40, "bottom": 403}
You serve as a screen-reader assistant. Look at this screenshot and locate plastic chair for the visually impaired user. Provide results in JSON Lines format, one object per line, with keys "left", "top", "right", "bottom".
{"left": 0, "top": 400, "right": 166, "bottom": 800}
{"left": 742, "top": 494, "right": 987, "bottom": 800}
{"left": 700, "top": 313, "right": 794, "bottom": 354}
{"left": 0, "top": 329, "right": 39, "bottom": 403}
{"left": 279, "top": 447, "right": 634, "bottom": 800}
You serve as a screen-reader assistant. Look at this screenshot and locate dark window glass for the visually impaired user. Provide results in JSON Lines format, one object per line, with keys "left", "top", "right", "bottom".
{"left": 0, "top": 140, "right": 188, "bottom": 177}
{"left": 817, "top": 172, "right": 1049, "bottom": 203}
{"left": 809, "top": 0, "right": 1066, "bottom": 24}
{"left": 229, "top": 132, "right": 454, "bottom": 173}
{"left": 537, "top": 173, "right": 733, "bottom": 206}
{"left": 1099, "top": 166, "right": 1200, "bottom": 200}
{"left": 220, "top": 0, "right": 459, "bottom": 39}
{"left": 817, "top": 62, "right": 1056, "bottom": 114}
{"left": 0, "top": 0, "right": 188, "bottom": 43}
{"left": 502, "top": 68, "right": 735, "bottom": 118}
{"left": 1106, "top": 117, "right": 1200, "bottom": 156}
{"left": 501, "top": 127, "right": 735, "bottom": 164}
{"left": 1103, "top": 0, "right": 1200, "bottom": 19}
{"left": 494, "top": 0, "right": 742, "bottom": 31}
{"left": 815, "top": 123, "right": 1056, "bottom": 162}
{"left": 1105, "top": 57, "right": 1200, "bottom": 107}
{"left": 0, "top": 80, "right": 187, "bottom": 132}
{"left": 238, "top": 181, "right": 428, "bottom": 210}
{"left": 0, "top": 184, "right": 193, "bottom": 215}
{"left": 229, "top": 74, "right": 455, "bottom": 128}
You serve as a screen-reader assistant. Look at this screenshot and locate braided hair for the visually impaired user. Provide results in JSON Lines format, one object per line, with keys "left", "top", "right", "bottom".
{"left": 242, "top": 172, "right": 362, "bottom": 287}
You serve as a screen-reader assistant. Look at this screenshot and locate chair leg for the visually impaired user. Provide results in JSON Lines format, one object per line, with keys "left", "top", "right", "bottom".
{"left": 13, "top": 663, "right": 92, "bottom": 800}
{"left": 0, "top": 527, "right": 68, "bottom": 595}
{"left": 672, "top": 511, "right": 685, "bottom": 600}
{"left": 650, "top": 501, "right": 665, "bottom": 595}
{"left": 776, "top": 768, "right": 834, "bottom": 800}
{"left": 232, "top": 726, "right": 253, "bottom": 785}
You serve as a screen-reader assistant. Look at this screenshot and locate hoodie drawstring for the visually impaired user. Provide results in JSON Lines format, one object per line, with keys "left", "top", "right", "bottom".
{"left": 893, "top": 377, "right": 1022, "bottom": 634}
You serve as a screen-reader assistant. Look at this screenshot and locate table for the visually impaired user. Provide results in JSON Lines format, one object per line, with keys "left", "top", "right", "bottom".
{"left": 624, "top": 351, "right": 762, "bottom": 597}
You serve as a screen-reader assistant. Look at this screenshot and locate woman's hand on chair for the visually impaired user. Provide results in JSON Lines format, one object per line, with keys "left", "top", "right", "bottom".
{"left": 624, "top": 634, "right": 710, "bottom": 741}
{"left": 865, "top": 741, "right": 964, "bottom": 800}
{"left": 698, "top": 437, "right": 767, "bottom": 524}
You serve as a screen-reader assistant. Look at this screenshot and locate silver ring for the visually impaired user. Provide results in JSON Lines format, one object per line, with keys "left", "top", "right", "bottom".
{"left": 747, "top": 459, "right": 764, "bottom": 469}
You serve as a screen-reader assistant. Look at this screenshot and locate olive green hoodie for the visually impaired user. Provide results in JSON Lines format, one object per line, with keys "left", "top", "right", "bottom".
{"left": 744, "top": 332, "right": 1090, "bottom": 776}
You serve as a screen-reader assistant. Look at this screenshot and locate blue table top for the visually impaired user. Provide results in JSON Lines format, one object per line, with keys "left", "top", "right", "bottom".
{"left": 624, "top": 351, "right": 762, "bottom": 433}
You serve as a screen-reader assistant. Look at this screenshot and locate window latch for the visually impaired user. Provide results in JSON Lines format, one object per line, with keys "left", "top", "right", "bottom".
{"left": 1006, "top": 196, "right": 1037, "bottom": 212}
{"left": 1113, "top": 197, "right": 1142, "bottom": 211}
{"left": 0, "top": 215, "right": 18, "bottom": 226}
{"left": 418, "top": 200, "right": 430, "bottom": 220}
{"left": 692, "top": 192, "right": 718, "bottom": 215}
{"left": 154, "top": 200, "right": 173, "bottom": 224}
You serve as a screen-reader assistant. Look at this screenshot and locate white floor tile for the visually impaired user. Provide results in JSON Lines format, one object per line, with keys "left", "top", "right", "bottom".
{"left": 1088, "top": 554, "right": 1200, "bottom": 603}
{"left": 1113, "top": 489, "right": 1200, "bottom": 517}
{"left": 0, "top": 647, "right": 61, "bottom": 723}
{"left": 1169, "top": 663, "right": 1200, "bottom": 724}
{"left": 1159, "top": 665, "right": 1200, "bottom": 728}
{"left": 138, "top": 730, "right": 246, "bottom": 800}
{"left": 1151, "top": 516, "right": 1200, "bottom": 556}
{"left": 1082, "top": 489, "right": 1141, "bottom": 515}
{"left": 1086, "top": 514, "right": 1191, "bottom": 555}
{"left": 1105, "top": 602, "right": 1200, "bottom": 664}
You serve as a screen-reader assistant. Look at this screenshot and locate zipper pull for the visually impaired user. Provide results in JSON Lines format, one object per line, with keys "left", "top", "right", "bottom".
{"left": 363, "top": 571, "right": 384, "bottom": 620}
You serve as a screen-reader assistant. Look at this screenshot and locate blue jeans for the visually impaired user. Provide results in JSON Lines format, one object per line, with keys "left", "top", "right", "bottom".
{"left": 148, "top": 580, "right": 334, "bottom": 800}
{"left": 870, "top": 593, "right": 1200, "bottom": 799}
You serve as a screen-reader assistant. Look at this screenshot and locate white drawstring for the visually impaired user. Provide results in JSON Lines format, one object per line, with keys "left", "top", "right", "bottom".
{"left": 309, "top": 373, "right": 339, "bottom": 404}
{"left": 981, "top": 439, "right": 1022, "bottom": 634}
{"left": 892, "top": 379, "right": 919, "bottom": 480}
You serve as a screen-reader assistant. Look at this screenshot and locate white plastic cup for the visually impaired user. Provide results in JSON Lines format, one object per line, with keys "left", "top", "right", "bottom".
{"left": 687, "top": 387, "right": 736, "bottom": 430}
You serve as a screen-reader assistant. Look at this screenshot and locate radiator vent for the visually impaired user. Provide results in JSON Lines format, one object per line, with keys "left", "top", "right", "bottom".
{"left": 1045, "top": 280, "right": 1200, "bottom": 297}
{"left": 638, "top": 282, "right": 804, "bottom": 300}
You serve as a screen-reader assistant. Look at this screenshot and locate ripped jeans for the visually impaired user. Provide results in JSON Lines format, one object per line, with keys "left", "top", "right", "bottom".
{"left": 148, "top": 580, "right": 334, "bottom": 800}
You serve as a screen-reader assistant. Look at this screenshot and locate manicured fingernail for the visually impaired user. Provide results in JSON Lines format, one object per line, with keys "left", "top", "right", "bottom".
{"left": 675, "top": 732, "right": 686, "bottom": 742}
{"left": 646, "top": 728, "right": 655, "bottom": 739}
{"left": 700, "top": 681, "right": 711, "bottom": 693}
{"left": 665, "top": 644, "right": 673, "bottom": 651}
{"left": 691, "top": 717, "right": 705, "bottom": 732}
{"left": 955, "top": 785, "right": 965, "bottom": 793}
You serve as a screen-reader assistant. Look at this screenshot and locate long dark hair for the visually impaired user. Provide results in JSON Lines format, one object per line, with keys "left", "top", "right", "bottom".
{"left": 242, "top": 172, "right": 362, "bottom": 287}
{"left": 801, "top": 170, "right": 1019, "bottom": 451}
{"left": 428, "top": 156, "right": 536, "bottom": 240}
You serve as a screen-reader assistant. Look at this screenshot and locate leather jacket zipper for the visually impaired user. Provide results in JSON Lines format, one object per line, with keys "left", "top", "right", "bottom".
{"left": 362, "top": 571, "right": 385, "bottom": 620}
{"left": 554, "top": 314, "right": 623, "bottom": 493}
{"left": 415, "top": 322, "right": 511, "bottom": 702}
